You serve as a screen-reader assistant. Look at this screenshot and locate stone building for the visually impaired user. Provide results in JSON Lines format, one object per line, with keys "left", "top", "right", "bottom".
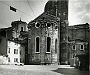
{"left": 0, "top": 27, "right": 25, "bottom": 64}
{"left": 7, "top": 40, "right": 25, "bottom": 64}
{"left": 11, "top": 19, "right": 28, "bottom": 39}
{"left": 0, "top": 27, "right": 13, "bottom": 56}
{"left": 11, "top": 19, "right": 28, "bottom": 64}
{"left": 28, "top": 12, "right": 60, "bottom": 64}
{"left": 28, "top": 0, "right": 69, "bottom": 65}
{"left": 45, "top": 0, "right": 68, "bottom": 21}
{"left": 45, "top": 0, "right": 69, "bottom": 64}
{"left": 68, "top": 23, "right": 89, "bottom": 68}
{"left": 0, "top": 19, "right": 28, "bottom": 64}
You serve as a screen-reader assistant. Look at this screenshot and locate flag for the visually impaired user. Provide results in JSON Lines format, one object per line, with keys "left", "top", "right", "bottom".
{"left": 10, "top": 6, "right": 17, "bottom": 12}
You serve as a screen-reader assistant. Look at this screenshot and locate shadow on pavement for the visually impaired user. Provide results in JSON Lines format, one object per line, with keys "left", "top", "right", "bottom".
{"left": 52, "top": 68, "right": 89, "bottom": 75}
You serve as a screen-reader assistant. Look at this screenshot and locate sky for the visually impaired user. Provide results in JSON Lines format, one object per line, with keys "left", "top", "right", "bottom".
{"left": 69, "top": 0, "right": 90, "bottom": 25}
{"left": 0, "top": 0, "right": 90, "bottom": 28}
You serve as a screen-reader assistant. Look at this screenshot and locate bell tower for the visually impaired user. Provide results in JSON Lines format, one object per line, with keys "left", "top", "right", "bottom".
{"left": 44, "top": 0, "right": 68, "bottom": 22}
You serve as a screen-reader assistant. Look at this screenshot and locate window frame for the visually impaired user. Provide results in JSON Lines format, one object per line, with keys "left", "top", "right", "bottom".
{"left": 80, "top": 44, "right": 84, "bottom": 50}
{"left": 46, "top": 37, "right": 51, "bottom": 53}
{"left": 14, "top": 49, "right": 18, "bottom": 54}
{"left": 35, "top": 36, "right": 40, "bottom": 53}
{"left": 14, "top": 58, "right": 18, "bottom": 62}
{"left": 8, "top": 48, "right": 10, "bottom": 53}
{"left": 72, "top": 45, "right": 76, "bottom": 50}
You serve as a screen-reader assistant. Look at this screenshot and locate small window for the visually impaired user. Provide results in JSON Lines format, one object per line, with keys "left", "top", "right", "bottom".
{"left": 8, "top": 57, "right": 10, "bottom": 62}
{"left": 35, "top": 37, "right": 40, "bottom": 53}
{"left": 8, "top": 48, "right": 10, "bottom": 53}
{"left": 46, "top": 37, "right": 51, "bottom": 53}
{"left": 14, "top": 49, "right": 18, "bottom": 54}
{"left": 35, "top": 22, "right": 40, "bottom": 28}
{"left": 47, "top": 23, "right": 51, "bottom": 28}
{"left": 72, "top": 45, "right": 76, "bottom": 50}
{"left": 80, "top": 44, "right": 84, "bottom": 50}
{"left": 14, "top": 58, "right": 18, "bottom": 62}
{"left": 21, "top": 27, "right": 23, "bottom": 31}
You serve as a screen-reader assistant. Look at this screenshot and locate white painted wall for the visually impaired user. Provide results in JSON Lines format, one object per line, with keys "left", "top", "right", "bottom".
{"left": 7, "top": 41, "right": 25, "bottom": 64}
{"left": 7, "top": 41, "right": 20, "bottom": 64}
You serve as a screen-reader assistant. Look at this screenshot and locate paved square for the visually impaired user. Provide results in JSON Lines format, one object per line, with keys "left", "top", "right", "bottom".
{"left": 0, "top": 65, "right": 89, "bottom": 75}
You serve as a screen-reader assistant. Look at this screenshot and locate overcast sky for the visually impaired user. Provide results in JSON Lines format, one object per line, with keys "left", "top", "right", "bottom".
{"left": 0, "top": 0, "right": 90, "bottom": 28}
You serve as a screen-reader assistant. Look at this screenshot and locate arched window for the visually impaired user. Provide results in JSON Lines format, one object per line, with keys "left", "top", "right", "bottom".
{"left": 55, "top": 39, "right": 57, "bottom": 53}
{"left": 46, "top": 37, "right": 51, "bottom": 53}
{"left": 35, "top": 36, "right": 40, "bottom": 53}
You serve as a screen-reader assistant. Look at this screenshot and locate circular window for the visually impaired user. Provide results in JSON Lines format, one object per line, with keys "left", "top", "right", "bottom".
{"left": 47, "top": 23, "right": 51, "bottom": 28}
{"left": 35, "top": 22, "right": 40, "bottom": 28}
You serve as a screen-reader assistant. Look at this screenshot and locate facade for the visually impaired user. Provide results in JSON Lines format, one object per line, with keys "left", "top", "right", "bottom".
{"left": 0, "top": 38, "right": 25, "bottom": 65}
{"left": 0, "top": 19, "right": 27, "bottom": 64}
{"left": 44, "top": 0, "right": 69, "bottom": 64}
{"left": 0, "top": 0, "right": 89, "bottom": 67}
{"left": 11, "top": 19, "right": 28, "bottom": 39}
{"left": 68, "top": 23, "right": 89, "bottom": 69}
{"left": 7, "top": 40, "right": 25, "bottom": 64}
{"left": 11, "top": 19, "right": 28, "bottom": 64}
{"left": 28, "top": 12, "right": 60, "bottom": 64}
{"left": 27, "top": 0, "right": 69, "bottom": 65}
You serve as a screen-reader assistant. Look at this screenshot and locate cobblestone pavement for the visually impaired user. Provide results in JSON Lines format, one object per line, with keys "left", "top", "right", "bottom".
{"left": 0, "top": 65, "right": 89, "bottom": 75}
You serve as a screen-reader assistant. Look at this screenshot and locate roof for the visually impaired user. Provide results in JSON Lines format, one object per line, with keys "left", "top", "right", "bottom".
{"left": 11, "top": 20, "right": 27, "bottom": 26}
{"left": 68, "top": 23, "right": 89, "bottom": 30}
{"left": 0, "top": 27, "right": 13, "bottom": 31}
